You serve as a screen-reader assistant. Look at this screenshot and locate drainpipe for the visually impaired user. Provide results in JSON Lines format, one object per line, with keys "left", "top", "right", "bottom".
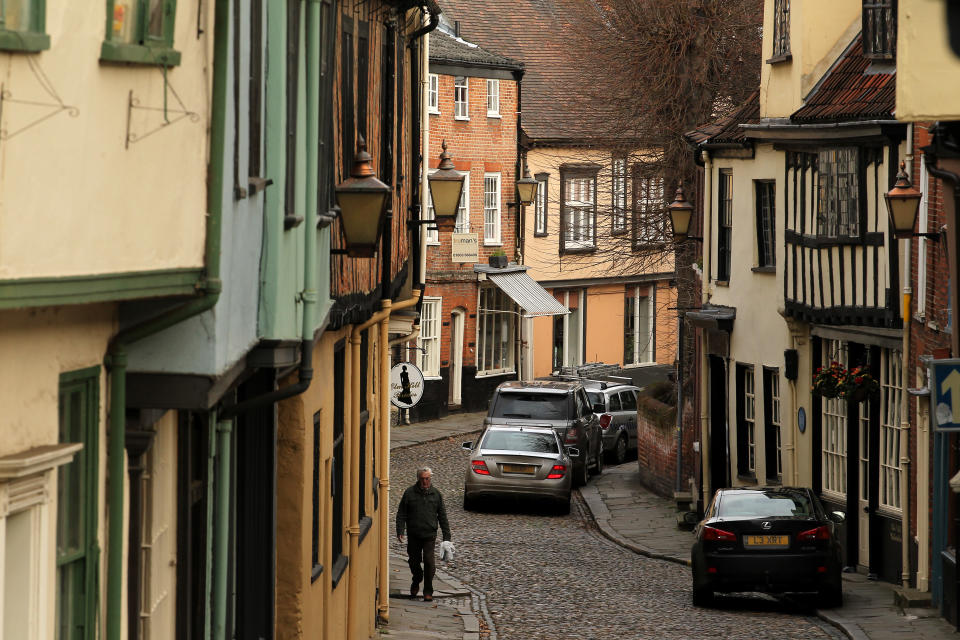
{"left": 698, "top": 149, "right": 712, "bottom": 508}
{"left": 419, "top": 21, "right": 430, "bottom": 293}
{"left": 900, "top": 124, "right": 914, "bottom": 587}
{"left": 212, "top": 419, "right": 233, "bottom": 640}
{"left": 104, "top": 1, "right": 228, "bottom": 637}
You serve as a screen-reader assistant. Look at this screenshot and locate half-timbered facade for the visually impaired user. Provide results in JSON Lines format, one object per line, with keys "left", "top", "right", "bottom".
{"left": 688, "top": 0, "right": 914, "bottom": 588}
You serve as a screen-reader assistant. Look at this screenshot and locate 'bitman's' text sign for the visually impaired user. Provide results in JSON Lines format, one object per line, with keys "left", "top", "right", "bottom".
{"left": 390, "top": 361, "right": 425, "bottom": 409}
{"left": 451, "top": 233, "right": 478, "bottom": 263}
{"left": 933, "top": 359, "right": 960, "bottom": 431}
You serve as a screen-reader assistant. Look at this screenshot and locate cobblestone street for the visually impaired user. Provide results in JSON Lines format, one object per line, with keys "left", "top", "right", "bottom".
{"left": 390, "top": 434, "right": 845, "bottom": 639}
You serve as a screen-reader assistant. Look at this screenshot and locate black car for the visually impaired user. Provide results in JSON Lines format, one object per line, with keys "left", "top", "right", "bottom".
{"left": 485, "top": 380, "right": 603, "bottom": 487}
{"left": 690, "top": 487, "right": 844, "bottom": 608}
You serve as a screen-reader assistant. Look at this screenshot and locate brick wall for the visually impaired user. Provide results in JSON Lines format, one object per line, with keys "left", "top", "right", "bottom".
{"left": 635, "top": 395, "right": 699, "bottom": 500}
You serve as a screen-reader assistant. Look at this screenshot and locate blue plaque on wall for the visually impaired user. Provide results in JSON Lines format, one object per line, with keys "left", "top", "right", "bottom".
{"left": 797, "top": 407, "right": 806, "bottom": 434}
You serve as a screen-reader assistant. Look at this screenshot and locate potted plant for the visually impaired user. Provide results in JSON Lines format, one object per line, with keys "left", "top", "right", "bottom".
{"left": 812, "top": 361, "right": 879, "bottom": 402}
{"left": 488, "top": 249, "right": 508, "bottom": 268}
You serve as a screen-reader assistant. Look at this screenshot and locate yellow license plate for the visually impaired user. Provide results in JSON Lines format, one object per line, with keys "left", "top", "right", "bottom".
{"left": 744, "top": 534, "right": 789, "bottom": 547}
{"left": 501, "top": 464, "right": 536, "bottom": 474}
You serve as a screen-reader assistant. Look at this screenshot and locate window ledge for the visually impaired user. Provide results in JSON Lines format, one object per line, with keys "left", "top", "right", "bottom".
{"left": 877, "top": 506, "right": 903, "bottom": 519}
{"left": 310, "top": 563, "right": 324, "bottom": 584}
{"left": 736, "top": 473, "right": 758, "bottom": 483}
{"left": 561, "top": 246, "right": 597, "bottom": 255}
{"left": 0, "top": 29, "right": 50, "bottom": 52}
{"left": 534, "top": 231, "right": 548, "bottom": 238}
{"left": 483, "top": 241, "right": 503, "bottom": 247}
{"left": 358, "top": 516, "right": 373, "bottom": 544}
{"left": 100, "top": 41, "right": 182, "bottom": 66}
{"left": 623, "top": 362, "right": 657, "bottom": 369}
{"left": 766, "top": 53, "right": 792, "bottom": 65}
{"left": 331, "top": 554, "right": 349, "bottom": 589}
{"left": 476, "top": 369, "right": 516, "bottom": 379}
{"left": 751, "top": 265, "right": 776, "bottom": 274}
{"left": 428, "top": 109, "right": 440, "bottom": 115}
{"left": 454, "top": 116, "right": 470, "bottom": 122}
{"left": 714, "top": 280, "right": 730, "bottom": 287}
{"left": 423, "top": 375, "right": 443, "bottom": 381}
{"left": 487, "top": 113, "right": 501, "bottom": 119}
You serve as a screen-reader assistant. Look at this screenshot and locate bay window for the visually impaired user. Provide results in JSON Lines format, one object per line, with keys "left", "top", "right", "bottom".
{"left": 477, "top": 287, "right": 516, "bottom": 374}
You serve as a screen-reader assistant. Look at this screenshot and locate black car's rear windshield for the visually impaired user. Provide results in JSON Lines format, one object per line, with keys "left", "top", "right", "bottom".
{"left": 482, "top": 430, "right": 559, "bottom": 453}
{"left": 491, "top": 392, "right": 568, "bottom": 420}
{"left": 717, "top": 491, "right": 815, "bottom": 518}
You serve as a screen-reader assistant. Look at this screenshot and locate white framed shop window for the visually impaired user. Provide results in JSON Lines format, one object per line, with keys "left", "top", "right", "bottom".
{"left": 418, "top": 297, "right": 442, "bottom": 378}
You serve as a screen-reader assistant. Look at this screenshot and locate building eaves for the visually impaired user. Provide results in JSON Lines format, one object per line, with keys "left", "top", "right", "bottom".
{"left": 429, "top": 30, "right": 524, "bottom": 72}
{"left": 684, "top": 90, "right": 760, "bottom": 147}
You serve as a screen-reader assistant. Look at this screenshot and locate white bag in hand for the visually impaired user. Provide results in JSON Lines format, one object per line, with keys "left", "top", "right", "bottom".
{"left": 440, "top": 540, "right": 455, "bottom": 562}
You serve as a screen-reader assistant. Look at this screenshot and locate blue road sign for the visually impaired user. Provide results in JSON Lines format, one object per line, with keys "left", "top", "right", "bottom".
{"left": 932, "top": 359, "right": 960, "bottom": 432}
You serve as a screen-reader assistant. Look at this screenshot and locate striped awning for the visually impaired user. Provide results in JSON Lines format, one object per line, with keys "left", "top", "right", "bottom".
{"left": 486, "top": 270, "right": 569, "bottom": 318}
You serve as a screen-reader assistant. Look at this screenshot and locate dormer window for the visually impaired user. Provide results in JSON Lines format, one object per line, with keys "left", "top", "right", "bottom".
{"left": 770, "top": 0, "right": 791, "bottom": 62}
{"left": 863, "top": 0, "right": 895, "bottom": 60}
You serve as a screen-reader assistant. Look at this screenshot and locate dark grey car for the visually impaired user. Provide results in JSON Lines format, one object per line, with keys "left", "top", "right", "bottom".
{"left": 485, "top": 380, "right": 603, "bottom": 487}
{"left": 586, "top": 382, "right": 640, "bottom": 465}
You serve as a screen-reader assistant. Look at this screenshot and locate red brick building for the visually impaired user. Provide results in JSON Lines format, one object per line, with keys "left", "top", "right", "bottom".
{"left": 408, "top": 27, "right": 566, "bottom": 420}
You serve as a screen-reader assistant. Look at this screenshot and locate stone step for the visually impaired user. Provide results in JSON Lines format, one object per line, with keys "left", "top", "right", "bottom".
{"left": 893, "top": 585, "right": 933, "bottom": 610}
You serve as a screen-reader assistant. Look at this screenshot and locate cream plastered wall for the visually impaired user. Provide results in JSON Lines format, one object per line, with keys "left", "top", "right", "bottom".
{"left": 760, "top": 0, "right": 861, "bottom": 119}
{"left": 896, "top": 0, "right": 960, "bottom": 120}
{"left": 0, "top": 304, "right": 113, "bottom": 456}
{"left": 533, "top": 314, "right": 554, "bottom": 378}
{"left": 705, "top": 146, "right": 797, "bottom": 485}
{"left": 0, "top": 2, "right": 211, "bottom": 279}
{"left": 524, "top": 147, "right": 674, "bottom": 283}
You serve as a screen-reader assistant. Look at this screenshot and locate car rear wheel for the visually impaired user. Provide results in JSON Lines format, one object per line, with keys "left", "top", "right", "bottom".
{"left": 613, "top": 435, "right": 628, "bottom": 465}
{"left": 556, "top": 495, "right": 571, "bottom": 515}
{"left": 593, "top": 443, "right": 604, "bottom": 475}
{"left": 463, "top": 494, "right": 477, "bottom": 512}
{"left": 692, "top": 584, "right": 713, "bottom": 607}
{"left": 573, "top": 459, "right": 589, "bottom": 487}
{"left": 817, "top": 584, "right": 843, "bottom": 609}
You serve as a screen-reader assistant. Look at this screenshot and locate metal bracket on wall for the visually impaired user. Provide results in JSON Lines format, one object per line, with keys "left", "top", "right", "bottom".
{"left": 0, "top": 58, "right": 78, "bottom": 145}
{"left": 125, "top": 68, "right": 200, "bottom": 149}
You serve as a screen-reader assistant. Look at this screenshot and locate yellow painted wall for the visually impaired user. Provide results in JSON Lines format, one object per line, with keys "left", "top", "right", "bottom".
{"left": 654, "top": 281, "right": 678, "bottom": 365}
{"left": 524, "top": 147, "right": 673, "bottom": 283}
{"left": 0, "top": 1, "right": 210, "bottom": 279}
{"left": 277, "top": 327, "right": 384, "bottom": 639}
{"left": 759, "top": 0, "right": 861, "bottom": 118}
{"left": 896, "top": 0, "right": 960, "bottom": 121}
{"left": 584, "top": 284, "right": 625, "bottom": 364}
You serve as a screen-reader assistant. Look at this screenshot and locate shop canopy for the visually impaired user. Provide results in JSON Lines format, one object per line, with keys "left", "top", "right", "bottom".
{"left": 476, "top": 265, "right": 569, "bottom": 318}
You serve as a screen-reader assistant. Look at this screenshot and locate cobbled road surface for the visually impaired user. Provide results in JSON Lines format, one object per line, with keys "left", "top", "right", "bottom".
{"left": 391, "top": 433, "right": 844, "bottom": 640}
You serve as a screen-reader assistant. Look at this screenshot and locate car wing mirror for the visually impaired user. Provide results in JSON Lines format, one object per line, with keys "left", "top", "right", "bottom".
{"left": 565, "top": 446, "right": 580, "bottom": 457}
{"left": 830, "top": 511, "right": 845, "bottom": 524}
{"left": 461, "top": 442, "right": 473, "bottom": 451}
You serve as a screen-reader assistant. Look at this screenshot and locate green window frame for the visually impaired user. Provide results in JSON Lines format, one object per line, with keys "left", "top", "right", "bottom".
{"left": 56, "top": 366, "right": 101, "bottom": 640}
{"left": 0, "top": 0, "right": 50, "bottom": 52}
{"left": 100, "top": 0, "right": 180, "bottom": 66}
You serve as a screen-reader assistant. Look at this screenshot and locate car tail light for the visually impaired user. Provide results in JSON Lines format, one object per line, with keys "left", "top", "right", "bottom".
{"left": 599, "top": 414, "right": 612, "bottom": 429}
{"left": 798, "top": 525, "right": 831, "bottom": 542}
{"left": 547, "top": 464, "right": 566, "bottom": 479}
{"left": 471, "top": 460, "right": 490, "bottom": 475}
{"left": 702, "top": 526, "right": 737, "bottom": 542}
{"left": 564, "top": 426, "right": 578, "bottom": 444}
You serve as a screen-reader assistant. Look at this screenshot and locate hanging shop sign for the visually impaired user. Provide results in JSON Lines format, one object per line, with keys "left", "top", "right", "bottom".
{"left": 451, "top": 233, "right": 479, "bottom": 263}
{"left": 390, "top": 361, "right": 425, "bottom": 409}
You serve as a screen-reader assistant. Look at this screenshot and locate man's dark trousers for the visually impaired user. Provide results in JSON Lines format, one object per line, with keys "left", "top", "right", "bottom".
{"left": 407, "top": 535, "right": 437, "bottom": 595}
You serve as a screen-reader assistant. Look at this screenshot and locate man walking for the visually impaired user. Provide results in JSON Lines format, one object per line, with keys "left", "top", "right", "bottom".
{"left": 396, "top": 466, "right": 451, "bottom": 601}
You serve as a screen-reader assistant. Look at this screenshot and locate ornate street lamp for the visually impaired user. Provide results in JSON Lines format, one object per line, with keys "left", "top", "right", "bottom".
{"left": 427, "top": 140, "right": 466, "bottom": 229}
{"left": 335, "top": 135, "right": 392, "bottom": 257}
{"left": 668, "top": 184, "right": 699, "bottom": 242}
{"left": 516, "top": 159, "right": 538, "bottom": 207}
{"left": 885, "top": 161, "right": 924, "bottom": 240}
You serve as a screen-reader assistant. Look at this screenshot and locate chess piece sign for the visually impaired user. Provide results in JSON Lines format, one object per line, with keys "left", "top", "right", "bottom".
{"left": 390, "top": 361, "right": 425, "bottom": 409}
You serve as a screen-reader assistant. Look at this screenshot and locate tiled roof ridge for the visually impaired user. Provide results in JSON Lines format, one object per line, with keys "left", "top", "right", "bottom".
{"left": 430, "top": 29, "right": 524, "bottom": 70}
{"left": 684, "top": 89, "right": 761, "bottom": 145}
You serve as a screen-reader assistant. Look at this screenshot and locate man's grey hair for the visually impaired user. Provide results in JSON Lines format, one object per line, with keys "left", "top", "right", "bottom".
{"left": 416, "top": 466, "right": 433, "bottom": 478}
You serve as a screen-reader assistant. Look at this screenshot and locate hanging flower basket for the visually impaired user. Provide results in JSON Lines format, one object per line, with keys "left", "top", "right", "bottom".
{"left": 812, "top": 362, "right": 879, "bottom": 401}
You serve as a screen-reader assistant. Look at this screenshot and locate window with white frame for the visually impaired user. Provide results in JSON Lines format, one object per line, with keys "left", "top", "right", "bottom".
{"left": 818, "top": 147, "right": 859, "bottom": 237}
{"left": 486, "top": 79, "right": 499, "bottom": 116}
{"left": 534, "top": 175, "right": 548, "bottom": 236}
{"left": 822, "top": 339, "right": 848, "bottom": 497}
{"left": 633, "top": 169, "right": 665, "bottom": 247}
{"left": 770, "top": 371, "right": 782, "bottom": 478}
{"left": 553, "top": 290, "right": 584, "bottom": 369}
{"left": 484, "top": 173, "right": 501, "bottom": 244}
{"left": 562, "top": 171, "right": 596, "bottom": 250}
{"left": 454, "top": 76, "right": 469, "bottom": 119}
{"left": 623, "top": 286, "right": 653, "bottom": 365}
{"left": 426, "top": 170, "right": 470, "bottom": 238}
{"left": 418, "top": 297, "right": 441, "bottom": 377}
{"left": 612, "top": 157, "right": 628, "bottom": 233}
{"left": 918, "top": 155, "right": 930, "bottom": 319}
{"left": 427, "top": 73, "right": 439, "bottom": 113}
{"left": 478, "top": 286, "right": 516, "bottom": 373}
{"left": 879, "top": 348, "right": 903, "bottom": 511}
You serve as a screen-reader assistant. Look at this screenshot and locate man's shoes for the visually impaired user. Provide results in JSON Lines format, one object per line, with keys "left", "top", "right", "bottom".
{"left": 410, "top": 582, "right": 419, "bottom": 598}
{"left": 423, "top": 594, "right": 433, "bottom": 602}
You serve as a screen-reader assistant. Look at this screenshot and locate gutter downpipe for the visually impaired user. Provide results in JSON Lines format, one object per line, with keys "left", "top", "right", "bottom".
{"left": 104, "top": 1, "right": 227, "bottom": 638}
{"left": 901, "top": 124, "right": 914, "bottom": 588}
{"left": 419, "top": 12, "right": 430, "bottom": 300}
{"left": 699, "top": 148, "right": 712, "bottom": 509}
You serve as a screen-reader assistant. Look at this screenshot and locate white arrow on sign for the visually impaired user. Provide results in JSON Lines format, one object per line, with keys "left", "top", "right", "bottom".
{"left": 942, "top": 369, "right": 960, "bottom": 424}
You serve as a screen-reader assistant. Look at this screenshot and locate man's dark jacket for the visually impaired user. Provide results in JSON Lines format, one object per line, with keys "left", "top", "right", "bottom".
{"left": 396, "top": 484, "right": 451, "bottom": 541}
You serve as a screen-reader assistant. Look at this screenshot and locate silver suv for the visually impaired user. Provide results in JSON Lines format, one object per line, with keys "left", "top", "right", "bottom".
{"left": 485, "top": 380, "right": 604, "bottom": 487}
{"left": 584, "top": 382, "right": 641, "bottom": 465}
